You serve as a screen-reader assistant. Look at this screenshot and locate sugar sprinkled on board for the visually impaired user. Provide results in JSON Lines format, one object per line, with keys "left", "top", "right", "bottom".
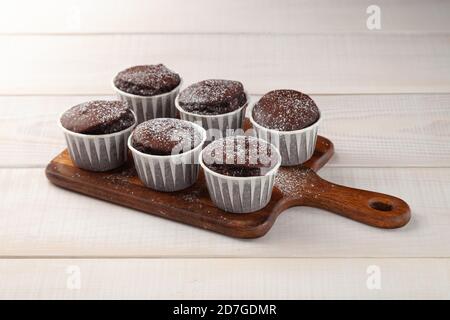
{"left": 275, "top": 168, "right": 311, "bottom": 196}
{"left": 275, "top": 167, "right": 326, "bottom": 199}
{"left": 103, "top": 167, "right": 136, "bottom": 184}
{"left": 180, "top": 188, "right": 202, "bottom": 204}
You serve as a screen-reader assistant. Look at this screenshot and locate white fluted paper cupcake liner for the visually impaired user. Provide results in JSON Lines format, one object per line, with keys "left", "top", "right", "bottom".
{"left": 128, "top": 120, "right": 207, "bottom": 192}
{"left": 59, "top": 112, "right": 137, "bottom": 172}
{"left": 248, "top": 103, "right": 321, "bottom": 166}
{"left": 113, "top": 80, "right": 182, "bottom": 124}
{"left": 174, "top": 92, "right": 249, "bottom": 142}
{"left": 199, "top": 138, "right": 281, "bottom": 213}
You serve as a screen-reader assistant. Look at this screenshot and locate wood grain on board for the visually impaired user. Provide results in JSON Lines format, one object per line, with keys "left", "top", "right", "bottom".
{"left": 44, "top": 137, "right": 333, "bottom": 239}
{"left": 45, "top": 136, "right": 410, "bottom": 238}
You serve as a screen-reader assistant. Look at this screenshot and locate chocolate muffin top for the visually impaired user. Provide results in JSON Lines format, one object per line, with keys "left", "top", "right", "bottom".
{"left": 114, "top": 64, "right": 181, "bottom": 96}
{"left": 131, "top": 118, "right": 203, "bottom": 155}
{"left": 177, "top": 79, "right": 247, "bottom": 115}
{"left": 202, "top": 136, "right": 279, "bottom": 177}
{"left": 60, "top": 100, "right": 135, "bottom": 135}
{"left": 252, "top": 90, "right": 320, "bottom": 131}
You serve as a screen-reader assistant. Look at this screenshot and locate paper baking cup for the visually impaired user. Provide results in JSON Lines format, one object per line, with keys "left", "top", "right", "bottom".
{"left": 199, "top": 138, "right": 281, "bottom": 213}
{"left": 59, "top": 111, "right": 137, "bottom": 172}
{"left": 248, "top": 103, "right": 321, "bottom": 166}
{"left": 113, "top": 80, "right": 182, "bottom": 124}
{"left": 174, "top": 92, "right": 249, "bottom": 142}
{"left": 128, "top": 120, "right": 206, "bottom": 192}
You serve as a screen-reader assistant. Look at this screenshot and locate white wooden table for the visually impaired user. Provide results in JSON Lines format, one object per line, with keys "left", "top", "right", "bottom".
{"left": 0, "top": 0, "right": 449, "bottom": 299}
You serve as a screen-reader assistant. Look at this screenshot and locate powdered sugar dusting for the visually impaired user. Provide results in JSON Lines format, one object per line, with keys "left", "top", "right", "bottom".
{"left": 275, "top": 167, "right": 330, "bottom": 200}
{"left": 253, "top": 90, "right": 320, "bottom": 131}
{"left": 114, "top": 64, "right": 181, "bottom": 96}
{"left": 178, "top": 79, "right": 246, "bottom": 115}
{"left": 275, "top": 168, "right": 311, "bottom": 196}
{"left": 132, "top": 118, "right": 202, "bottom": 155}
{"left": 202, "top": 136, "right": 279, "bottom": 176}
{"left": 61, "top": 100, "right": 134, "bottom": 134}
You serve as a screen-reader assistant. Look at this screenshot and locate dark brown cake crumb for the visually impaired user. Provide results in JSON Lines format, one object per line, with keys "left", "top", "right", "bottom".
{"left": 252, "top": 90, "right": 320, "bottom": 131}
{"left": 132, "top": 118, "right": 203, "bottom": 155}
{"left": 178, "top": 79, "right": 246, "bottom": 115}
{"left": 202, "top": 136, "right": 279, "bottom": 177}
{"left": 60, "top": 100, "right": 135, "bottom": 134}
{"left": 114, "top": 64, "right": 181, "bottom": 96}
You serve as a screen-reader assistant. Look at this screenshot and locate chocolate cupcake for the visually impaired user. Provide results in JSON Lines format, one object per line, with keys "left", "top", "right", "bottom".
{"left": 128, "top": 118, "right": 206, "bottom": 192}
{"left": 61, "top": 100, "right": 135, "bottom": 134}
{"left": 113, "top": 64, "right": 182, "bottom": 123}
{"left": 249, "top": 90, "right": 321, "bottom": 166}
{"left": 59, "top": 100, "right": 136, "bottom": 172}
{"left": 114, "top": 65, "right": 180, "bottom": 96}
{"left": 202, "top": 136, "right": 277, "bottom": 177}
{"left": 132, "top": 118, "right": 202, "bottom": 155}
{"left": 177, "top": 79, "right": 246, "bottom": 115}
{"left": 252, "top": 90, "right": 319, "bottom": 131}
{"left": 175, "top": 79, "right": 248, "bottom": 142}
{"left": 200, "top": 136, "right": 281, "bottom": 213}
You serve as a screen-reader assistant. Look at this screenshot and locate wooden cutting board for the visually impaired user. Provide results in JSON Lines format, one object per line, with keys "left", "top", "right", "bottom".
{"left": 46, "top": 135, "right": 411, "bottom": 238}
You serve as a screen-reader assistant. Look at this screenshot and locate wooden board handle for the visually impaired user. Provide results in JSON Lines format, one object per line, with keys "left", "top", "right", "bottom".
{"left": 278, "top": 168, "right": 411, "bottom": 229}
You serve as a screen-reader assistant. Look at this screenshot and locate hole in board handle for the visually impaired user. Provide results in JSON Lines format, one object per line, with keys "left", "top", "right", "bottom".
{"left": 369, "top": 199, "right": 393, "bottom": 212}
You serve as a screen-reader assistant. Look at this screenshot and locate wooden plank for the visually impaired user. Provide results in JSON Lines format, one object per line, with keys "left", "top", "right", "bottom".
{"left": 1, "top": 0, "right": 449, "bottom": 34}
{"left": 0, "top": 258, "right": 448, "bottom": 299}
{"left": 1, "top": 34, "right": 450, "bottom": 95}
{"left": 1, "top": 94, "right": 449, "bottom": 168}
{"left": 1, "top": 167, "right": 449, "bottom": 257}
